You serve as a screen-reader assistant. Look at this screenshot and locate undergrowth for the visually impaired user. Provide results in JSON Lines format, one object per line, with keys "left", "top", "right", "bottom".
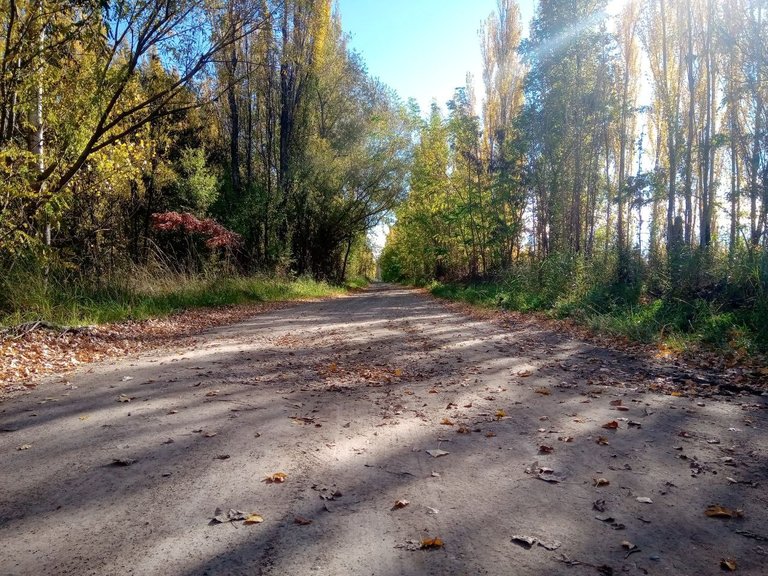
{"left": 0, "top": 261, "right": 346, "bottom": 327}
{"left": 427, "top": 250, "right": 768, "bottom": 356}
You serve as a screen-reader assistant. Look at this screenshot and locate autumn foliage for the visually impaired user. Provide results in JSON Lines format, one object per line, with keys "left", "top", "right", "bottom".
{"left": 151, "top": 212, "right": 242, "bottom": 250}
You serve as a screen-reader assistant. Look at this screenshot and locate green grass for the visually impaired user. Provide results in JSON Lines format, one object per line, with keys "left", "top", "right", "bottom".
{"left": 429, "top": 280, "right": 768, "bottom": 355}
{"left": 0, "top": 270, "right": 345, "bottom": 328}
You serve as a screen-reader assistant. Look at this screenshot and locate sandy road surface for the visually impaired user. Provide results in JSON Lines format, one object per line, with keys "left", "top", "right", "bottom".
{"left": 1, "top": 284, "right": 767, "bottom": 575}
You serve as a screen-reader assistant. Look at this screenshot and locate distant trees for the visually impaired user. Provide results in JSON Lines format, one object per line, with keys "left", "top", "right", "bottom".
{"left": 384, "top": 0, "right": 768, "bottom": 297}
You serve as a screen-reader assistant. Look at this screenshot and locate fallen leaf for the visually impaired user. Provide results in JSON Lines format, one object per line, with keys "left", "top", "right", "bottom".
{"left": 593, "top": 478, "right": 610, "bottom": 487}
{"left": 621, "top": 540, "right": 637, "bottom": 550}
{"left": 205, "top": 390, "right": 219, "bottom": 397}
{"left": 558, "top": 436, "right": 574, "bottom": 442}
{"left": 117, "top": 394, "right": 132, "bottom": 403}
{"left": 210, "top": 508, "right": 246, "bottom": 524}
{"left": 214, "top": 454, "right": 230, "bottom": 460}
{"left": 538, "top": 538, "right": 562, "bottom": 551}
{"left": 329, "top": 363, "right": 338, "bottom": 372}
{"left": 426, "top": 449, "right": 449, "bottom": 458}
{"left": 485, "top": 431, "right": 497, "bottom": 438}
{"left": 440, "top": 418, "right": 455, "bottom": 426}
{"left": 636, "top": 497, "right": 653, "bottom": 504}
{"left": 393, "top": 368, "right": 403, "bottom": 377}
{"left": 244, "top": 513, "right": 264, "bottom": 525}
{"left": 596, "top": 436, "right": 610, "bottom": 445}
{"left": 457, "top": 425, "right": 471, "bottom": 434}
{"left": 535, "top": 387, "right": 551, "bottom": 395}
{"left": 720, "top": 559, "right": 737, "bottom": 571}
{"left": 511, "top": 535, "right": 536, "bottom": 549}
{"left": 602, "top": 421, "right": 619, "bottom": 430}
{"left": 609, "top": 399, "right": 623, "bottom": 406}
{"left": 593, "top": 499, "right": 606, "bottom": 512}
{"left": 204, "top": 432, "right": 217, "bottom": 438}
{"left": 539, "top": 445, "right": 554, "bottom": 454}
{"left": 111, "top": 458, "right": 137, "bottom": 466}
{"left": 537, "top": 470, "right": 567, "bottom": 483}
{"left": 264, "top": 472, "right": 288, "bottom": 483}
{"left": 392, "top": 499, "right": 410, "bottom": 510}
{"left": 518, "top": 370, "right": 533, "bottom": 377}
{"left": 670, "top": 391, "right": 684, "bottom": 397}
{"left": 78, "top": 415, "right": 89, "bottom": 421}
{"left": 17, "top": 444, "right": 32, "bottom": 450}
{"left": 705, "top": 505, "right": 743, "bottom": 518}
{"left": 495, "top": 409, "right": 506, "bottom": 420}
{"left": 420, "top": 537, "right": 444, "bottom": 549}
{"left": 294, "top": 516, "right": 312, "bottom": 525}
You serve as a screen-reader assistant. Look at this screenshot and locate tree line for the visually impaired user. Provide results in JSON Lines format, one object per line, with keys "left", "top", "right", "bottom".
{"left": 1, "top": 0, "right": 410, "bottom": 293}
{"left": 382, "top": 0, "right": 767, "bottom": 347}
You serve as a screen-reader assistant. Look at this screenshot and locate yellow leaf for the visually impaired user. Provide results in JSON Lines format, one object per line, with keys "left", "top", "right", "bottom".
{"left": 440, "top": 418, "right": 455, "bottom": 426}
{"left": 420, "top": 537, "right": 444, "bottom": 549}
{"left": 393, "top": 368, "right": 403, "bottom": 377}
{"left": 495, "top": 409, "right": 506, "bottom": 420}
{"left": 534, "top": 387, "right": 551, "bottom": 395}
{"left": 705, "top": 505, "right": 743, "bottom": 518}
{"left": 244, "top": 514, "right": 264, "bottom": 524}
{"left": 720, "top": 558, "right": 737, "bottom": 571}
{"left": 264, "top": 472, "right": 288, "bottom": 483}
{"left": 79, "top": 415, "right": 89, "bottom": 421}
{"left": 329, "top": 363, "right": 338, "bottom": 373}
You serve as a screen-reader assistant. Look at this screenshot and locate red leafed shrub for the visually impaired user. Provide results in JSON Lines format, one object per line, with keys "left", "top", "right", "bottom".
{"left": 151, "top": 212, "right": 242, "bottom": 249}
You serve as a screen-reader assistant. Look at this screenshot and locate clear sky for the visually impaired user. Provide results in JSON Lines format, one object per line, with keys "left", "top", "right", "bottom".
{"left": 336, "top": 0, "right": 537, "bottom": 114}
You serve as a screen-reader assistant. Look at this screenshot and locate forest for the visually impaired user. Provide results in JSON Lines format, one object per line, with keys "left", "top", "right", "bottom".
{"left": 382, "top": 0, "right": 768, "bottom": 354}
{"left": 1, "top": 0, "right": 767, "bottom": 354}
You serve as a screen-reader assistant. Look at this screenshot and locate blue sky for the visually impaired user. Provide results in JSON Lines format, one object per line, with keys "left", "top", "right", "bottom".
{"left": 336, "top": 0, "right": 537, "bottom": 114}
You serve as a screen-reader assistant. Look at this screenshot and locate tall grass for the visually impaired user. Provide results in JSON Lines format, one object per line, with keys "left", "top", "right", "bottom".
{"left": 429, "top": 249, "right": 768, "bottom": 355}
{"left": 0, "top": 260, "right": 345, "bottom": 327}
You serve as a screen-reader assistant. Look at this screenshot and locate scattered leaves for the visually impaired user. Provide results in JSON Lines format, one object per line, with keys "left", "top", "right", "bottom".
{"left": 264, "top": 472, "right": 288, "bottom": 483}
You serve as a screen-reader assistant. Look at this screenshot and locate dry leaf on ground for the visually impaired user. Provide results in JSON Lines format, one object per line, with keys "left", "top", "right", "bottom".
{"left": 593, "top": 478, "right": 610, "bottom": 487}
{"left": 243, "top": 514, "right": 264, "bottom": 525}
{"left": 392, "top": 499, "right": 410, "bottom": 510}
{"left": 602, "top": 421, "right": 619, "bottom": 430}
{"left": 420, "top": 537, "right": 444, "bottom": 549}
{"left": 705, "top": 505, "right": 743, "bottom": 518}
{"left": 264, "top": 472, "right": 288, "bottom": 483}
{"left": 720, "top": 558, "right": 737, "bottom": 571}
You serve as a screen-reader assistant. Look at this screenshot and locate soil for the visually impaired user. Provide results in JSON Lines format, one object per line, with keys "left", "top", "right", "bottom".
{"left": 1, "top": 284, "right": 767, "bottom": 575}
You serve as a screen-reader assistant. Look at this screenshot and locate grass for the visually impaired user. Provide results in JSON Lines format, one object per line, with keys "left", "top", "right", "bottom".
{"left": 429, "top": 279, "right": 768, "bottom": 356}
{"left": 0, "top": 269, "right": 349, "bottom": 328}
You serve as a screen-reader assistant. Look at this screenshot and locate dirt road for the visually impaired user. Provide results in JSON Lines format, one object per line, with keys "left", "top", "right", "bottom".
{"left": 1, "top": 284, "right": 767, "bottom": 575}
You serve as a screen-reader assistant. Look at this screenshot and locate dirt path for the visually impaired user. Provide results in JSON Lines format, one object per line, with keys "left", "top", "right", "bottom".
{"left": 1, "top": 284, "right": 767, "bottom": 575}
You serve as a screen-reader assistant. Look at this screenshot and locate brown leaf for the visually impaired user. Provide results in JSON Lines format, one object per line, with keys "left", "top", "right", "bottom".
{"left": 243, "top": 513, "right": 264, "bottom": 525}
{"left": 518, "top": 370, "right": 533, "bottom": 377}
{"left": 621, "top": 540, "right": 637, "bottom": 550}
{"left": 420, "top": 537, "right": 444, "bottom": 549}
{"left": 485, "top": 431, "right": 496, "bottom": 438}
{"left": 596, "top": 436, "right": 610, "bottom": 445}
{"left": 539, "top": 445, "right": 554, "bottom": 454}
{"left": 392, "top": 499, "right": 410, "bottom": 510}
{"left": 602, "top": 421, "right": 619, "bottom": 430}
{"left": 705, "top": 505, "right": 743, "bottom": 518}
{"left": 294, "top": 516, "right": 312, "bottom": 525}
{"left": 264, "top": 472, "right": 288, "bottom": 483}
{"left": 534, "top": 387, "right": 551, "bottom": 395}
{"left": 457, "top": 425, "right": 471, "bottom": 434}
{"left": 440, "top": 418, "right": 455, "bottom": 426}
{"left": 205, "top": 390, "right": 219, "bottom": 397}
{"left": 593, "top": 478, "right": 610, "bottom": 487}
{"left": 495, "top": 409, "right": 506, "bottom": 420}
{"left": 720, "top": 558, "right": 737, "bottom": 571}
{"left": 609, "top": 399, "right": 623, "bottom": 406}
